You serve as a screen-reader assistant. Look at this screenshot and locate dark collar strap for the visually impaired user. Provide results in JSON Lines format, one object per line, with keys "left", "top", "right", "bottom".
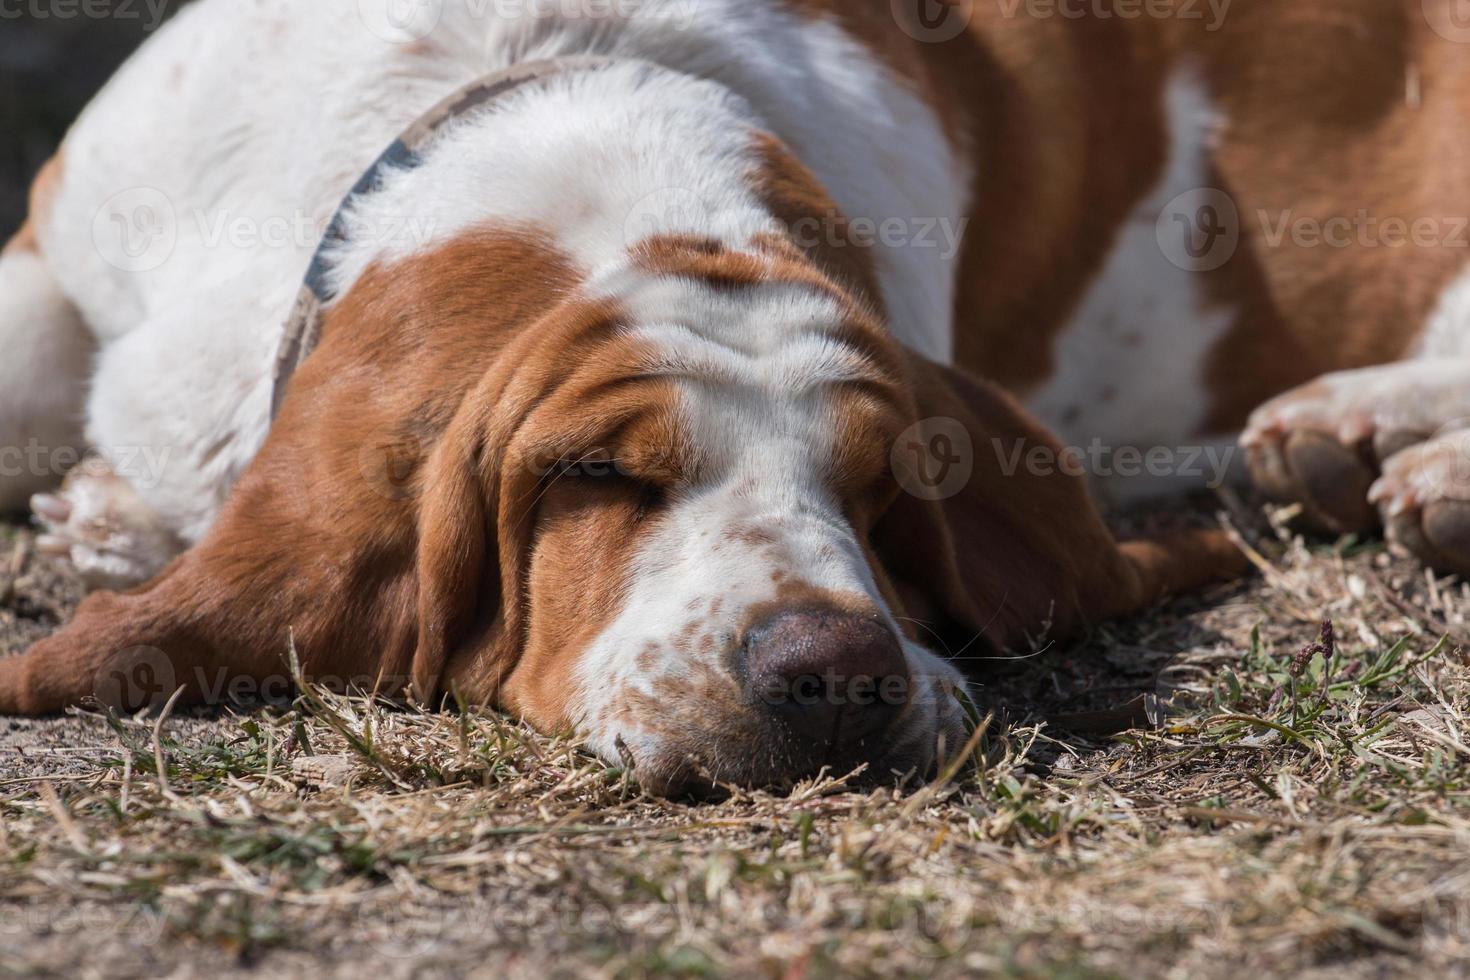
{"left": 271, "top": 55, "right": 622, "bottom": 418}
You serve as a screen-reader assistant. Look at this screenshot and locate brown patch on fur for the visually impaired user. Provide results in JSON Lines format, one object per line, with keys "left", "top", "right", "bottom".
{"left": 635, "top": 644, "right": 661, "bottom": 673}
{"left": 748, "top": 132, "right": 886, "bottom": 315}
{"left": 629, "top": 226, "right": 907, "bottom": 419}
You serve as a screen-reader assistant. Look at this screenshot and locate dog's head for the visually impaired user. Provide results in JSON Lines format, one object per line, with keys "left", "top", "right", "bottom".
{"left": 317, "top": 231, "right": 979, "bottom": 793}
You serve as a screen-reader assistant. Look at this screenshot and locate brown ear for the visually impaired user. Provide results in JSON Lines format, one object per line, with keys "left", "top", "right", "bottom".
{"left": 0, "top": 379, "right": 529, "bottom": 716}
{"left": 0, "top": 430, "right": 428, "bottom": 715}
{"left": 873, "top": 353, "right": 1245, "bottom": 659}
{"left": 410, "top": 400, "right": 495, "bottom": 703}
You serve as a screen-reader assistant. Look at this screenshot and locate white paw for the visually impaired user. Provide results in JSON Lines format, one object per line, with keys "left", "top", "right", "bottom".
{"left": 30, "top": 461, "right": 180, "bottom": 592}
{"left": 1242, "top": 362, "right": 1470, "bottom": 461}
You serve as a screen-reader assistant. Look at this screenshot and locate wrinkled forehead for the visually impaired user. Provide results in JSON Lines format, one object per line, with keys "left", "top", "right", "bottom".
{"left": 610, "top": 272, "right": 897, "bottom": 486}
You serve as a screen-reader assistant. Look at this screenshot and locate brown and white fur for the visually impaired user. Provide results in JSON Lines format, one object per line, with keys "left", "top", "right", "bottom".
{"left": 1, "top": 0, "right": 1465, "bottom": 793}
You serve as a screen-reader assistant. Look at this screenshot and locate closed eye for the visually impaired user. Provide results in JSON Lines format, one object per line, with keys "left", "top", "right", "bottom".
{"left": 548, "top": 451, "right": 669, "bottom": 519}
{"left": 552, "top": 451, "right": 629, "bottom": 480}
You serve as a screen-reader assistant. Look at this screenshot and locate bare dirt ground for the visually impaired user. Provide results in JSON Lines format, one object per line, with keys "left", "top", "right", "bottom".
{"left": 2, "top": 497, "right": 1468, "bottom": 980}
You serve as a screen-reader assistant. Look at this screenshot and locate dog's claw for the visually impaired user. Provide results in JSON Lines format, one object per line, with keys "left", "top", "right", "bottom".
{"left": 35, "top": 534, "right": 73, "bottom": 556}
{"left": 29, "top": 493, "right": 72, "bottom": 525}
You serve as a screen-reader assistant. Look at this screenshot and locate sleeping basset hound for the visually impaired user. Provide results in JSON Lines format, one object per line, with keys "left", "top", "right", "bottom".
{"left": 2, "top": 0, "right": 1467, "bottom": 794}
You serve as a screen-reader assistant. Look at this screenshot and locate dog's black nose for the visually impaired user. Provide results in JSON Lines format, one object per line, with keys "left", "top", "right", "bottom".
{"left": 743, "top": 609, "right": 909, "bottom": 747}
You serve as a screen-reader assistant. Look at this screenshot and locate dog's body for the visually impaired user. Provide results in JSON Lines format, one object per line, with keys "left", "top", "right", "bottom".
{"left": 3, "top": 0, "right": 1470, "bottom": 792}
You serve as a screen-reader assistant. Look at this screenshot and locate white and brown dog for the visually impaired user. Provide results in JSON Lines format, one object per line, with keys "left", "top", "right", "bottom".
{"left": 1, "top": 0, "right": 1465, "bottom": 794}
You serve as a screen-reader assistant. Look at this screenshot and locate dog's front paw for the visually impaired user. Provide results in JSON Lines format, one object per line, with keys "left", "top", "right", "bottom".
{"left": 1370, "top": 431, "right": 1470, "bottom": 577}
{"left": 31, "top": 461, "right": 180, "bottom": 592}
{"left": 1242, "top": 363, "right": 1470, "bottom": 533}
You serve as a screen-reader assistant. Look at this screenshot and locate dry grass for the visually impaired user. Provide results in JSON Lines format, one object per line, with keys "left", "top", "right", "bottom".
{"left": 2, "top": 499, "right": 1469, "bottom": 979}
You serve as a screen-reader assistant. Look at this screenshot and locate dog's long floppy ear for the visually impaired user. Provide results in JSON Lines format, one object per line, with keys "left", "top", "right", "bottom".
{"left": 0, "top": 388, "right": 437, "bottom": 716}
{"left": 873, "top": 352, "right": 1246, "bottom": 660}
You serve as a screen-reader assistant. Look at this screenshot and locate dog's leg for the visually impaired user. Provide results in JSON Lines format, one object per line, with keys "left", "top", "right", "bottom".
{"left": 1241, "top": 358, "right": 1470, "bottom": 562}
{"left": 31, "top": 288, "right": 276, "bottom": 591}
{"left": 0, "top": 230, "right": 93, "bottom": 515}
